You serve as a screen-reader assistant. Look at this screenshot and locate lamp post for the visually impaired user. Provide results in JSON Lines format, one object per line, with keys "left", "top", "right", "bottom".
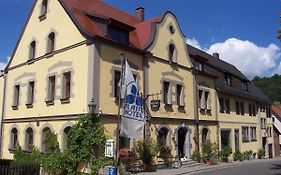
{"left": 88, "top": 99, "right": 99, "bottom": 158}
{"left": 88, "top": 98, "right": 97, "bottom": 118}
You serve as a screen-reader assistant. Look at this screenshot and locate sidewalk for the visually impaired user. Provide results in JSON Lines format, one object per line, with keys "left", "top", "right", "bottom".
{"left": 136, "top": 157, "right": 281, "bottom": 175}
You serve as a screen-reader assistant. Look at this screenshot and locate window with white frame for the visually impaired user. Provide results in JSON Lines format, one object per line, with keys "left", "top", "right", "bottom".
{"left": 63, "top": 126, "right": 71, "bottom": 150}
{"left": 47, "top": 76, "right": 55, "bottom": 103}
{"left": 12, "top": 85, "right": 20, "bottom": 109}
{"left": 42, "top": 127, "right": 52, "bottom": 153}
{"left": 176, "top": 84, "right": 184, "bottom": 107}
{"left": 199, "top": 89, "right": 211, "bottom": 111}
{"left": 25, "top": 127, "right": 34, "bottom": 151}
{"left": 40, "top": 0, "right": 48, "bottom": 18}
{"left": 29, "top": 41, "right": 36, "bottom": 60}
{"left": 61, "top": 72, "right": 71, "bottom": 101}
{"left": 26, "top": 81, "right": 35, "bottom": 107}
{"left": 250, "top": 127, "right": 256, "bottom": 141}
{"left": 169, "top": 43, "right": 176, "bottom": 63}
{"left": 224, "top": 74, "right": 232, "bottom": 86}
{"left": 163, "top": 81, "right": 171, "bottom": 105}
{"left": 10, "top": 128, "right": 18, "bottom": 150}
{"left": 240, "top": 102, "right": 244, "bottom": 115}
{"left": 242, "top": 127, "right": 249, "bottom": 142}
{"left": 47, "top": 32, "right": 55, "bottom": 54}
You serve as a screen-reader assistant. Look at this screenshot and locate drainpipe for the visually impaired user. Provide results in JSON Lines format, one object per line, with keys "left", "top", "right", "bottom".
{"left": 143, "top": 52, "right": 150, "bottom": 138}
{"left": 0, "top": 71, "right": 7, "bottom": 158}
{"left": 191, "top": 67, "right": 200, "bottom": 152}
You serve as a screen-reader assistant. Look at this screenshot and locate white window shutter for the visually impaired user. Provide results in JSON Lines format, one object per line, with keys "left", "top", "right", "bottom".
{"left": 167, "top": 83, "right": 172, "bottom": 105}
{"left": 200, "top": 91, "right": 206, "bottom": 109}
{"left": 206, "top": 92, "right": 211, "bottom": 110}
{"left": 179, "top": 86, "right": 184, "bottom": 106}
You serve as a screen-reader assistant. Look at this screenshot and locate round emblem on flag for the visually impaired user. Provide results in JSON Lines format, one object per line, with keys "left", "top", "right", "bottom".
{"left": 126, "top": 84, "right": 142, "bottom": 106}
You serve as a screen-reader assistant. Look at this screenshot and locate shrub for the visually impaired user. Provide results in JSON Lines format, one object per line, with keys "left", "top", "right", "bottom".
{"left": 136, "top": 139, "right": 159, "bottom": 164}
{"left": 233, "top": 151, "right": 244, "bottom": 161}
{"left": 219, "top": 147, "right": 232, "bottom": 162}
{"left": 244, "top": 150, "right": 253, "bottom": 160}
{"left": 191, "top": 151, "right": 201, "bottom": 163}
{"left": 201, "top": 143, "right": 213, "bottom": 161}
{"left": 258, "top": 149, "right": 265, "bottom": 159}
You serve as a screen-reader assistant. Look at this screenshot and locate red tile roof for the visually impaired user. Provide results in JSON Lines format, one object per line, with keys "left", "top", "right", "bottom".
{"left": 60, "top": 0, "right": 159, "bottom": 49}
{"left": 272, "top": 105, "right": 281, "bottom": 120}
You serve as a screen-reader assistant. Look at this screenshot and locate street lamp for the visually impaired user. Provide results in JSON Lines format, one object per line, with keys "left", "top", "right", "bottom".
{"left": 88, "top": 98, "right": 97, "bottom": 116}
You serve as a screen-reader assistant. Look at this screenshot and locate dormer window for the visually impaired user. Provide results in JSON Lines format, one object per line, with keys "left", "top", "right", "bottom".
{"left": 224, "top": 74, "right": 232, "bottom": 86}
{"left": 169, "top": 25, "right": 175, "bottom": 34}
{"left": 29, "top": 41, "right": 36, "bottom": 60}
{"left": 194, "top": 61, "right": 203, "bottom": 71}
{"left": 39, "top": 0, "right": 48, "bottom": 20}
{"left": 47, "top": 32, "right": 55, "bottom": 54}
{"left": 169, "top": 43, "right": 177, "bottom": 63}
{"left": 108, "top": 27, "right": 128, "bottom": 45}
{"left": 242, "top": 81, "right": 249, "bottom": 91}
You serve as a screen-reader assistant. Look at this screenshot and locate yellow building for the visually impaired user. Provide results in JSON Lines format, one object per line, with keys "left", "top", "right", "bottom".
{"left": 0, "top": 0, "right": 272, "bottom": 160}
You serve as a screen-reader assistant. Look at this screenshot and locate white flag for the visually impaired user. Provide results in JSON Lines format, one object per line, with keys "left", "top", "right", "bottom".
{"left": 120, "top": 60, "right": 144, "bottom": 139}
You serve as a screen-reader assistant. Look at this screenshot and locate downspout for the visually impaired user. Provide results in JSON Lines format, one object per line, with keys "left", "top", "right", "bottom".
{"left": 191, "top": 68, "right": 200, "bottom": 152}
{"left": 0, "top": 72, "right": 7, "bottom": 158}
{"left": 143, "top": 52, "right": 150, "bottom": 138}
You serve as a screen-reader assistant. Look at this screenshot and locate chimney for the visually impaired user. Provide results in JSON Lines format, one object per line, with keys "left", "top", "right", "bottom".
{"left": 135, "top": 7, "right": 144, "bottom": 22}
{"left": 213, "top": 52, "right": 219, "bottom": 59}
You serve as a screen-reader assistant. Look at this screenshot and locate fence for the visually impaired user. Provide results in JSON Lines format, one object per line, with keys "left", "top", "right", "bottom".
{"left": 0, "top": 164, "right": 40, "bottom": 175}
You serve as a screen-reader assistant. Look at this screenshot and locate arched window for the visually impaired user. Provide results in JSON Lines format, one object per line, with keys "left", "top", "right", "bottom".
{"left": 25, "top": 127, "right": 34, "bottom": 151}
{"left": 157, "top": 127, "right": 169, "bottom": 146}
{"left": 29, "top": 41, "right": 36, "bottom": 60}
{"left": 63, "top": 126, "right": 71, "bottom": 150}
{"left": 40, "top": 0, "right": 48, "bottom": 17}
{"left": 47, "top": 32, "right": 55, "bottom": 54}
{"left": 10, "top": 128, "right": 18, "bottom": 150}
{"left": 169, "top": 43, "right": 175, "bottom": 62}
{"left": 42, "top": 127, "right": 51, "bottom": 153}
{"left": 202, "top": 128, "right": 209, "bottom": 144}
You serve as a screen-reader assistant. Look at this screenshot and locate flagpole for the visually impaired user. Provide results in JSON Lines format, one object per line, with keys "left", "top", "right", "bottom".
{"left": 116, "top": 52, "right": 125, "bottom": 158}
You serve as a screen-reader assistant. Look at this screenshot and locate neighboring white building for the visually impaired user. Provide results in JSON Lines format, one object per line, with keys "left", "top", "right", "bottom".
{"left": 272, "top": 105, "right": 281, "bottom": 157}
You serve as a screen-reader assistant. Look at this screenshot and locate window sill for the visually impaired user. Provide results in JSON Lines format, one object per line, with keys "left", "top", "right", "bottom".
{"left": 242, "top": 140, "right": 250, "bottom": 143}
{"left": 164, "top": 103, "right": 172, "bottom": 107}
{"left": 25, "top": 103, "right": 33, "bottom": 108}
{"left": 45, "top": 52, "right": 54, "bottom": 58}
{"left": 39, "top": 14, "right": 46, "bottom": 21}
{"left": 27, "top": 59, "right": 35, "bottom": 65}
{"left": 8, "top": 148, "right": 16, "bottom": 153}
{"left": 60, "top": 98, "right": 70, "bottom": 104}
{"left": 11, "top": 105, "right": 18, "bottom": 110}
{"left": 23, "top": 149, "right": 32, "bottom": 153}
{"left": 45, "top": 100, "right": 54, "bottom": 106}
{"left": 251, "top": 139, "right": 257, "bottom": 142}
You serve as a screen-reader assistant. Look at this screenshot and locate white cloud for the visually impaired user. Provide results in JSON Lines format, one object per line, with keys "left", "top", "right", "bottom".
{"left": 186, "top": 37, "right": 281, "bottom": 79}
{"left": 186, "top": 38, "right": 203, "bottom": 50}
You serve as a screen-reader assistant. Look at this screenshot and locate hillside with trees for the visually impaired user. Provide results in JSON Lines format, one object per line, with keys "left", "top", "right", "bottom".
{"left": 252, "top": 74, "right": 281, "bottom": 103}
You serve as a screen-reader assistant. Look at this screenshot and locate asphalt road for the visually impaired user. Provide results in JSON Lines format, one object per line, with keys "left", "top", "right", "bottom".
{"left": 189, "top": 159, "right": 281, "bottom": 175}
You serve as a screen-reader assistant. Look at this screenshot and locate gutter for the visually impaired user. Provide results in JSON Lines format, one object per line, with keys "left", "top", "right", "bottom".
{"left": 0, "top": 72, "right": 7, "bottom": 158}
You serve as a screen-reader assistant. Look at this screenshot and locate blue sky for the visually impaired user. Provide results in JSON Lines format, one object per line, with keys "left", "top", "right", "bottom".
{"left": 0, "top": 0, "right": 280, "bottom": 79}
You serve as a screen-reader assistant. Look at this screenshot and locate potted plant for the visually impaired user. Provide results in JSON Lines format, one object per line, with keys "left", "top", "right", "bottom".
{"left": 201, "top": 143, "right": 214, "bottom": 165}
{"left": 233, "top": 151, "right": 244, "bottom": 161}
{"left": 258, "top": 149, "right": 265, "bottom": 159}
{"left": 244, "top": 150, "right": 253, "bottom": 160}
{"left": 159, "top": 145, "right": 172, "bottom": 163}
{"left": 136, "top": 139, "right": 159, "bottom": 170}
{"left": 191, "top": 151, "right": 201, "bottom": 163}
{"left": 218, "top": 146, "right": 232, "bottom": 162}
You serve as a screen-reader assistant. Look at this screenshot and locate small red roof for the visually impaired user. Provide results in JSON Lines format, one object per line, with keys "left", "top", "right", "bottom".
{"left": 60, "top": 0, "right": 159, "bottom": 49}
{"left": 272, "top": 105, "right": 281, "bottom": 120}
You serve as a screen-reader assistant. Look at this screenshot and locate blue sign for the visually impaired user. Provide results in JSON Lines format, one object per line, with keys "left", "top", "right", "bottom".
{"left": 108, "top": 167, "right": 116, "bottom": 175}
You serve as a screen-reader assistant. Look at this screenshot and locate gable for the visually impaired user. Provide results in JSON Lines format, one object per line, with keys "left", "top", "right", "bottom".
{"left": 8, "top": 0, "right": 85, "bottom": 69}
{"left": 146, "top": 12, "right": 192, "bottom": 68}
